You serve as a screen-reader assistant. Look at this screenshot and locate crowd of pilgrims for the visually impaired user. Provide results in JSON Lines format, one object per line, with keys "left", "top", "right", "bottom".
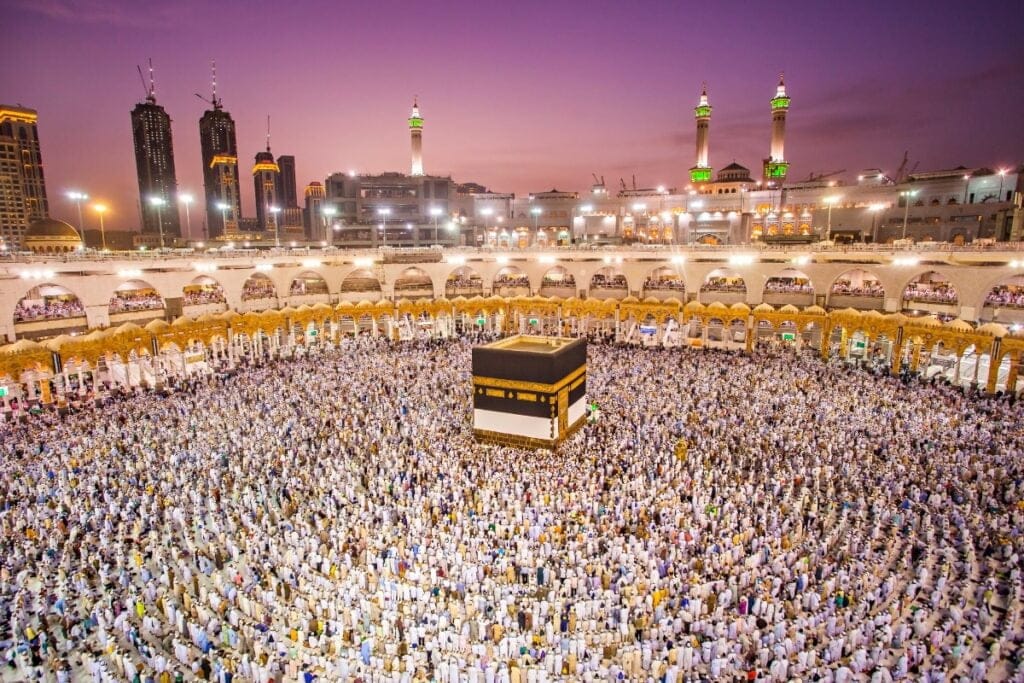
{"left": 13, "top": 299, "right": 86, "bottom": 322}
{"left": 1, "top": 334, "right": 1023, "bottom": 683}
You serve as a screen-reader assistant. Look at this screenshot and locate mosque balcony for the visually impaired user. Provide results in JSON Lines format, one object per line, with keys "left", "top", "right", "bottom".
{"left": 827, "top": 295, "right": 885, "bottom": 311}
{"left": 109, "top": 309, "right": 165, "bottom": 325}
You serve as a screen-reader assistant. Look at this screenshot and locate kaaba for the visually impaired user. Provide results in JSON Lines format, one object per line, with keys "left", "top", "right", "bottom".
{"left": 471, "top": 335, "right": 587, "bottom": 449}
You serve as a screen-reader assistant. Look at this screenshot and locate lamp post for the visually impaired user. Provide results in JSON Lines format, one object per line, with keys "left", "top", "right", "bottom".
{"left": 430, "top": 206, "right": 443, "bottom": 244}
{"left": 480, "top": 207, "right": 494, "bottom": 244}
{"left": 179, "top": 193, "right": 193, "bottom": 241}
{"left": 216, "top": 202, "right": 230, "bottom": 238}
{"left": 269, "top": 206, "right": 281, "bottom": 248}
{"left": 998, "top": 168, "right": 1008, "bottom": 203}
{"left": 93, "top": 204, "right": 108, "bottom": 250}
{"left": 322, "top": 205, "right": 337, "bottom": 243}
{"left": 868, "top": 204, "right": 885, "bottom": 243}
{"left": 530, "top": 207, "right": 542, "bottom": 246}
{"left": 149, "top": 196, "right": 166, "bottom": 249}
{"left": 377, "top": 207, "right": 391, "bottom": 247}
{"left": 962, "top": 175, "right": 971, "bottom": 205}
{"left": 900, "top": 190, "right": 918, "bottom": 240}
{"left": 67, "top": 191, "right": 88, "bottom": 234}
{"left": 823, "top": 195, "right": 841, "bottom": 242}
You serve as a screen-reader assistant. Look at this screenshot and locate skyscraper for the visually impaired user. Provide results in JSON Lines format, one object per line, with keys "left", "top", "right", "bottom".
{"left": 0, "top": 105, "right": 49, "bottom": 248}
{"left": 131, "top": 67, "right": 181, "bottom": 239}
{"left": 253, "top": 132, "right": 282, "bottom": 234}
{"left": 198, "top": 69, "right": 241, "bottom": 239}
{"left": 763, "top": 74, "right": 791, "bottom": 184}
{"left": 689, "top": 84, "right": 713, "bottom": 185}
{"left": 409, "top": 99, "right": 424, "bottom": 176}
{"left": 278, "top": 155, "right": 298, "bottom": 208}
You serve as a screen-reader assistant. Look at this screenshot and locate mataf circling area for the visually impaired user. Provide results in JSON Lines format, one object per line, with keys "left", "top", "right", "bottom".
{"left": 1, "top": 338, "right": 1022, "bottom": 682}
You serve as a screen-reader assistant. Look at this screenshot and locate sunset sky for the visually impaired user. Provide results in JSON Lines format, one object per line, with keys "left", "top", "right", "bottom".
{"left": 3, "top": 0, "right": 1023, "bottom": 231}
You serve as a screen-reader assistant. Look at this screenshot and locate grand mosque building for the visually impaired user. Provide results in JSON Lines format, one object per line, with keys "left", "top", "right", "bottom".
{"left": 0, "top": 78, "right": 1022, "bottom": 408}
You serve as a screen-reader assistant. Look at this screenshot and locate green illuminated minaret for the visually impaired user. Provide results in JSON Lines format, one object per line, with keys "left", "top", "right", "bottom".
{"left": 763, "top": 74, "right": 790, "bottom": 183}
{"left": 689, "top": 83, "right": 713, "bottom": 184}
{"left": 409, "top": 98, "right": 424, "bottom": 176}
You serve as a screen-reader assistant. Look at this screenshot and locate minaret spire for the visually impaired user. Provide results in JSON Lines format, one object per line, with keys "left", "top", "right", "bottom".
{"left": 689, "top": 82, "right": 713, "bottom": 184}
{"left": 764, "top": 73, "right": 791, "bottom": 184}
{"left": 409, "top": 97, "right": 424, "bottom": 176}
{"left": 266, "top": 115, "right": 271, "bottom": 153}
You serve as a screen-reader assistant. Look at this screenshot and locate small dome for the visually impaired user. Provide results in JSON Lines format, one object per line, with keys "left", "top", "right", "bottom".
{"left": 26, "top": 218, "right": 80, "bottom": 238}
{"left": 23, "top": 218, "right": 83, "bottom": 253}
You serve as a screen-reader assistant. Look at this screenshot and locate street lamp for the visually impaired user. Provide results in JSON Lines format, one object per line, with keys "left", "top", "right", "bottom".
{"left": 430, "top": 206, "right": 443, "bottom": 244}
{"left": 377, "top": 207, "right": 391, "bottom": 247}
{"left": 216, "top": 202, "right": 230, "bottom": 237}
{"left": 823, "top": 195, "right": 841, "bottom": 242}
{"left": 899, "top": 190, "right": 918, "bottom": 240}
{"left": 149, "top": 196, "right": 166, "bottom": 249}
{"left": 867, "top": 204, "right": 885, "bottom": 243}
{"left": 322, "top": 205, "right": 338, "bottom": 243}
{"left": 269, "top": 206, "right": 282, "bottom": 247}
{"left": 997, "top": 168, "right": 1008, "bottom": 202}
{"left": 530, "top": 206, "right": 542, "bottom": 237}
{"left": 92, "top": 204, "right": 108, "bottom": 250}
{"left": 66, "top": 191, "right": 88, "bottom": 234}
{"left": 179, "top": 193, "right": 193, "bottom": 240}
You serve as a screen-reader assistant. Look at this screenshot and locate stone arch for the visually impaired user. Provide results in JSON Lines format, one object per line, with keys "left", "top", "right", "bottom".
{"left": 589, "top": 266, "right": 628, "bottom": 294}
{"left": 492, "top": 266, "right": 530, "bottom": 295}
{"left": 828, "top": 268, "right": 885, "bottom": 310}
{"left": 539, "top": 266, "right": 576, "bottom": 296}
{"left": 643, "top": 266, "right": 686, "bottom": 298}
{"left": 900, "top": 270, "right": 959, "bottom": 309}
{"left": 699, "top": 268, "right": 746, "bottom": 298}
{"left": 445, "top": 266, "right": 484, "bottom": 297}
{"left": 763, "top": 268, "right": 814, "bottom": 306}
{"left": 14, "top": 283, "right": 87, "bottom": 326}
{"left": 340, "top": 269, "right": 383, "bottom": 298}
{"left": 108, "top": 279, "right": 165, "bottom": 317}
{"left": 980, "top": 274, "right": 1024, "bottom": 320}
{"left": 393, "top": 267, "right": 434, "bottom": 299}
{"left": 288, "top": 270, "right": 330, "bottom": 297}
{"left": 184, "top": 275, "right": 226, "bottom": 304}
{"left": 241, "top": 273, "right": 278, "bottom": 301}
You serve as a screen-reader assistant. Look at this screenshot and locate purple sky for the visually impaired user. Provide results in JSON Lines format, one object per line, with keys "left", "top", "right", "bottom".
{"left": 3, "top": 0, "right": 1023, "bottom": 232}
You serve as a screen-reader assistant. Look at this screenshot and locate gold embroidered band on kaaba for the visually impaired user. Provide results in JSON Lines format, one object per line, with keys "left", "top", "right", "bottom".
{"left": 471, "top": 364, "right": 587, "bottom": 394}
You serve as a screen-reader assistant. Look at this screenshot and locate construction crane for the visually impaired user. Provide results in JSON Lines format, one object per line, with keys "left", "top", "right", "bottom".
{"left": 893, "top": 151, "right": 919, "bottom": 184}
{"left": 136, "top": 59, "right": 156, "bottom": 103}
{"left": 194, "top": 60, "right": 222, "bottom": 110}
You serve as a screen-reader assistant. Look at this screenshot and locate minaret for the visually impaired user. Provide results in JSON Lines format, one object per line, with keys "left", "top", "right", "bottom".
{"left": 763, "top": 74, "right": 791, "bottom": 183}
{"left": 409, "top": 98, "right": 424, "bottom": 176}
{"left": 689, "top": 83, "right": 712, "bottom": 184}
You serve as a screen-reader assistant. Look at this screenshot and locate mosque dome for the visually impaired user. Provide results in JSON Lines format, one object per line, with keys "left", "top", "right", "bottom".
{"left": 22, "top": 218, "right": 83, "bottom": 253}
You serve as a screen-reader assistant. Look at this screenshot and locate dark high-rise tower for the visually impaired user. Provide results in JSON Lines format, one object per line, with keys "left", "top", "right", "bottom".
{"left": 131, "top": 63, "right": 181, "bottom": 240}
{"left": 277, "top": 155, "right": 298, "bottom": 208}
{"left": 252, "top": 119, "right": 282, "bottom": 233}
{"left": 198, "top": 64, "right": 241, "bottom": 238}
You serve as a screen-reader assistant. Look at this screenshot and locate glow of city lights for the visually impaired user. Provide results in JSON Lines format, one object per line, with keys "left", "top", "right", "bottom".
{"left": 216, "top": 202, "right": 230, "bottom": 211}
{"left": 530, "top": 207, "right": 542, "bottom": 216}
{"left": 148, "top": 196, "right": 165, "bottom": 207}
{"left": 179, "top": 193, "right": 193, "bottom": 204}
{"left": 429, "top": 207, "right": 443, "bottom": 216}
{"left": 19, "top": 269, "right": 56, "bottom": 280}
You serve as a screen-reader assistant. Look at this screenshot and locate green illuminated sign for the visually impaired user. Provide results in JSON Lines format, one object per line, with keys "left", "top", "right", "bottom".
{"left": 309, "top": 329, "right": 318, "bottom": 337}
{"left": 476, "top": 317, "right": 486, "bottom": 326}
{"left": 781, "top": 332, "right": 796, "bottom": 341}
{"left": 770, "top": 96, "right": 791, "bottom": 110}
{"left": 408, "top": 118, "right": 423, "bottom": 128}
{"left": 528, "top": 317, "right": 539, "bottom": 326}
{"left": 690, "top": 167, "right": 712, "bottom": 183}
{"left": 765, "top": 162, "right": 789, "bottom": 178}
{"left": 694, "top": 105, "right": 711, "bottom": 118}
{"left": 0, "top": 387, "right": 7, "bottom": 398}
